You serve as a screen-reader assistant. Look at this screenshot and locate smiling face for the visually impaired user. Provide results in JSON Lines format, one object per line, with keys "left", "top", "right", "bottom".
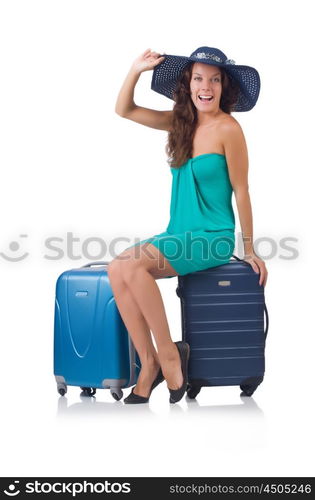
{"left": 190, "top": 62, "right": 223, "bottom": 115}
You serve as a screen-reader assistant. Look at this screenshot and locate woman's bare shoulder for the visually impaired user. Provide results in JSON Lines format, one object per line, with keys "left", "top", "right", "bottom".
{"left": 219, "top": 113, "right": 242, "bottom": 131}
{"left": 219, "top": 114, "right": 248, "bottom": 160}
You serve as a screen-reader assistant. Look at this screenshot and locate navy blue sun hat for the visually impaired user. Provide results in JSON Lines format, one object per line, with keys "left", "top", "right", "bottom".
{"left": 151, "top": 46, "right": 260, "bottom": 112}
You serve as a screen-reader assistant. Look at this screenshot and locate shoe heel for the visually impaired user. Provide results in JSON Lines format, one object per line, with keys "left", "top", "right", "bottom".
{"left": 168, "top": 341, "right": 190, "bottom": 404}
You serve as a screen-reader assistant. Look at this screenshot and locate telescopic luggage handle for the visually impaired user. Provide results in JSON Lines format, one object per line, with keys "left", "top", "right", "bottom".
{"left": 231, "top": 254, "right": 269, "bottom": 339}
{"left": 82, "top": 261, "right": 110, "bottom": 267}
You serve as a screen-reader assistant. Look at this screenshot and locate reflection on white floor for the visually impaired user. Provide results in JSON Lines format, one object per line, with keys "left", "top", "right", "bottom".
{"left": 2, "top": 377, "right": 314, "bottom": 477}
{"left": 56, "top": 390, "right": 264, "bottom": 419}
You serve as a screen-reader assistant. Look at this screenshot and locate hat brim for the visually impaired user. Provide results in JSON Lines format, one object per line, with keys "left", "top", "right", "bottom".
{"left": 151, "top": 54, "right": 260, "bottom": 112}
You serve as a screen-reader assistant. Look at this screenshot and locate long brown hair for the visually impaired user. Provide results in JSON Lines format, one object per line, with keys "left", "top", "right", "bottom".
{"left": 165, "top": 63, "right": 240, "bottom": 168}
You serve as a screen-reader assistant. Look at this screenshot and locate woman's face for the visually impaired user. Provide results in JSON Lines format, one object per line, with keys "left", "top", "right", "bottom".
{"left": 190, "top": 62, "right": 222, "bottom": 113}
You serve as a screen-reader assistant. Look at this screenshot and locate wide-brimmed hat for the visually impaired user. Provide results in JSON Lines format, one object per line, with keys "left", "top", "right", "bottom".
{"left": 151, "top": 46, "right": 260, "bottom": 112}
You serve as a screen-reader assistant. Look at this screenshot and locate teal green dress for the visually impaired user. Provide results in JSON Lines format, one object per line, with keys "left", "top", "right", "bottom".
{"left": 125, "top": 153, "right": 235, "bottom": 277}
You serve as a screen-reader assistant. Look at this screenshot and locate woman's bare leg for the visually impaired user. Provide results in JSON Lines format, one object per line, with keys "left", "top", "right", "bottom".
{"left": 108, "top": 260, "right": 161, "bottom": 398}
{"left": 117, "top": 244, "right": 184, "bottom": 394}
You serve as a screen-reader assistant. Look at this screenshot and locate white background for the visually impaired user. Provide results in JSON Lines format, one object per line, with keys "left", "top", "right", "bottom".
{"left": 0, "top": 0, "right": 314, "bottom": 478}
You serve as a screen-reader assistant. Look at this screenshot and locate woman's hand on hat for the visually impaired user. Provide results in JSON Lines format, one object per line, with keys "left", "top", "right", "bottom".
{"left": 243, "top": 251, "right": 268, "bottom": 287}
{"left": 131, "top": 48, "right": 165, "bottom": 74}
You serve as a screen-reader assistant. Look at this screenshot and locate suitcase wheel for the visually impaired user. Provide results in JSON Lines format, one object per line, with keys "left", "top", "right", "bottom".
{"left": 186, "top": 384, "right": 201, "bottom": 399}
{"left": 80, "top": 387, "right": 97, "bottom": 397}
{"left": 57, "top": 382, "right": 67, "bottom": 396}
{"left": 240, "top": 384, "right": 257, "bottom": 397}
{"left": 110, "top": 388, "right": 123, "bottom": 401}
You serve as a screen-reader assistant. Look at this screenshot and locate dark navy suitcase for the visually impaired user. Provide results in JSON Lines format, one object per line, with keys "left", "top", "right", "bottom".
{"left": 176, "top": 255, "right": 269, "bottom": 398}
{"left": 54, "top": 261, "right": 139, "bottom": 400}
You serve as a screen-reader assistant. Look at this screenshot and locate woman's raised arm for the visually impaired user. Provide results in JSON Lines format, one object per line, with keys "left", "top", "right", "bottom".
{"left": 115, "top": 48, "right": 172, "bottom": 131}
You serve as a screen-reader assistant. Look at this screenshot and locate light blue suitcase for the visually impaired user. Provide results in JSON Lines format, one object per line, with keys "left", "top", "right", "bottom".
{"left": 54, "top": 261, "right": 139, "bottom": 400}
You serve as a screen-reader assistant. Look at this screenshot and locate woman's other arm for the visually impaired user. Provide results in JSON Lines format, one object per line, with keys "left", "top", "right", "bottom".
{"left": 223, "top": 119, "right": 268, "bottom": 287}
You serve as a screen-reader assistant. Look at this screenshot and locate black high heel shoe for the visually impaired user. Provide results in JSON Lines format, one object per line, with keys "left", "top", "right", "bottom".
{"left": 123, "top": 368, "right": 164, "bottom": 404}
{"left": 168, "top": 341, "right": 190, "bottom": 404}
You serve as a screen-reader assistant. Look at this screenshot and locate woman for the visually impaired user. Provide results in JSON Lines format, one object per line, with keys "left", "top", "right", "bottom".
{"left": 108, "top": 46, "right": 268, "bottom": 404}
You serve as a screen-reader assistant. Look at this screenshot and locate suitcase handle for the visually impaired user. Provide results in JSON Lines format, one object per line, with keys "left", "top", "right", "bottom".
{"left": 231, "top": 254, "right": 242, "bottom": 261}
{"left": 82, "top": 261, "right": 110, "bottom": 268}
{"left": 232, "top": 255, "right": 269, "bottom": 338}
{"left": 264, "top": 303, "right": 269, "bottom": 339}
{"left": 231, "top": 254, "right": 249, "bottom": 264}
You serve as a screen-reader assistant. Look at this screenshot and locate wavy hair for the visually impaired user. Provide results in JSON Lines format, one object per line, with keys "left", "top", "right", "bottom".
{"left": 165, "top": 62, "right": 240, "bottom": 169}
